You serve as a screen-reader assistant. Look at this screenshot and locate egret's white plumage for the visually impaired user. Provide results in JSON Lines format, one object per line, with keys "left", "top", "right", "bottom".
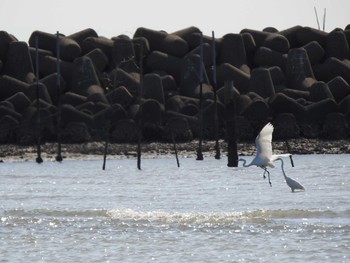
{"left": 238, "top": 122, "right": 291, "bottom": 186}
{"left": 276, "top": 157, "right": 305, "bottom": 192}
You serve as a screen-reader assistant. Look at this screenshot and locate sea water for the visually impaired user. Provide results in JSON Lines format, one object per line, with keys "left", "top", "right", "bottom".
{"left": 0, "top": 154, "right": 349, "bottom": 262}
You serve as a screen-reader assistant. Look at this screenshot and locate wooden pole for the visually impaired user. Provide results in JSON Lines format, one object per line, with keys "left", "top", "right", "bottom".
{"left": 137, "top": 43, "right": 143, "bottom": 170}
{"left": 171, "top": 132, "right": 180, "bottom": 167}
{"left": 285, "top": 140, "right": 295, "bottom": 167}
{"left": 102, "top": 126, "right": 110, "bottom": 170}
{"left": 212, "top": 31, "right": 220, "bottom": 160}
{"left": 196, "top": 31, "right": 204, "bottom": 160}
{"left": 323, "top": 8, "right": 326, "bottom": 31}
{"left": 314, "top": 6, "right": 320, "bottom": 30}
{"left": 225, "top": 80, "right": 238, "bottom": 167}
{"left": 55, "top": 31, "right": 63, "bottom": 162}
{"left": 35, "top": 36, "right": 43, "bottom": 164}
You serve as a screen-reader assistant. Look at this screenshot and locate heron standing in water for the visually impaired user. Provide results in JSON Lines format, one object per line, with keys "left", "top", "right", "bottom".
{"left": 276, "top": 157, "right": 305, "bottom": 192}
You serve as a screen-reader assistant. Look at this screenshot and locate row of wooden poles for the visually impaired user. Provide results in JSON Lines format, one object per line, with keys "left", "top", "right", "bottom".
{"left": 33, "top": 31, "right": 239, "bottom": 169}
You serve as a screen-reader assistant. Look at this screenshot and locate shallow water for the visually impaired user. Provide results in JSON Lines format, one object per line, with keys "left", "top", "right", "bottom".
{"left": 1, "top": 154, "right": 349, "bottom": 262}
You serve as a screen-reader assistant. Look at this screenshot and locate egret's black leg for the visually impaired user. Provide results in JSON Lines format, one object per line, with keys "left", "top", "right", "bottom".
{"left": 261, "top": 167, "right": 272, "bottom": 187}
{"left": 266, "top": 169, "right": 272, "bottom": 187}
{"left": 261, "top": 167, "right": 267, "bottom": 179}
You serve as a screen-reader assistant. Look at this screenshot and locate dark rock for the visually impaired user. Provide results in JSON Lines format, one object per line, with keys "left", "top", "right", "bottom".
{"left": 286, "top": 48, "right": 315, "bottom": 90}
{"left": 241, "top": 32, "right": 256, "bottom": 67}
{"left": 61, "top": 92, "right": 87, "bottom": 106}
{"left": 171, "top": 26, "right": 201, "bottom": 48}
{"left": 306, "top": 98, "right": 338, "bottom": 124}
{"left": 4, "top": 41, "right": 35, "bottom": 83}
{"left": 110, "top": 67, "right": 140, "bottom": 97}
{"left": 28, "top": 82, "right": 52, "bottom": 104}
{"left": 0, "top": 31, "right": 17, "bottom": 63}
{"left": 84, "top": 48, "right": 109, "bottom": 72}
{"left": 235, "top": 94, "right": 252, "bottom": 115}
{"left": 325, "top": 30, "right": 349, "bottom": 59}
{"left": 67, "top": 28, "right": 98, "bottom": 49}
{"left": 112, "top": 37, "right": 135, "bottom": 68}
{"left": 295, "top": 26, "right": 327, "bottom": 47}
{"left": 111, "top": 118, "right": 139, "bottom": 142}
{"left": 236, "top": 116, "right": 254, "bottom": 141}
{"left": 272, "top": 113, "right": 300, "bottom": 139}
{"left": 321, "top": 112, "right": 348, "bottom": 139}
{"left": 328, "top": 76, "right": 350, "bottom": 103}
{"left": 240, "top": 28, "right": 289, "bottom": 53}
{"left": 140, "top": 99, "right": 164, "bottom": 125}
{"left": 268, "top": 92, "right": 307, "bottom": 123}
{"left": 254, "top": 47, "right": 287, "bottom": 72}
{"left": 106, "top": 86, "right": 134, "bottom": 108}
{"left": 309, "top": 81, "right": 334, "bottom": 102}
{"left": 338, "top": 94, "right": 350, "bottom": 114}
{"left": 82, "top": 36, "right": 113, "bottom": 61}
{"left": 164, "top": 116, "right": 193, "bottom": 142}
{"left": 248, "top": 67, "right": 275, "bottom": 98}
{"left": 36, "top": 55, "right": 73, "bottom": 88}
{"left": 0, "top": 105, "right": 22, "bottom": 121}
{"left": 242, "top": 97, "right": 272, "bottom": 124}
{"left": 29, "top": 30, "right": 81, "bottom": 62}
{"left": 281, "top": 89, "right": 310, "bottom": 100}
{"left": 314, "top": 57, "right": 350, "bottom": 85}
{"left": 134, "top": 27, "right": 189, "bottom": 57}
{"left": 302, "top": 41, "right": 325, "bottom": 65}
{"left": 180, "top": 54, "right": 213, "bottom": 99}
{"left": 71, "top": 56, "right": 101, "bottom": 96}
{"left": 5, "top": 92, "right": 31, "bottom": 113}
{"left": 62, "top": 122, "right": 91, "bottom": 142}
{"left": 142, "top": 73, "right": 165, "bottom": 104}
{"left": 216, "top": 63, "right": 250, "bottom": 94}
{"left": 0, "top": 75, "right": 29, "bottom": 101}
{"left": 218, "top": 33, "right": 248, "bottom": 71}
{"left": 40, "top": 73, "right": 66, "bottom": 105}
{"left": 61, "top": 104, "right": 93, "bottom": 126}
{"left": 147, "top": 50, "right": 183, "bottom": 84}
{"left": 279, "top": 25, "right": 303, "bottom": 48}
{"left": 0, "top": 115, "right": 19, "bottom": 142}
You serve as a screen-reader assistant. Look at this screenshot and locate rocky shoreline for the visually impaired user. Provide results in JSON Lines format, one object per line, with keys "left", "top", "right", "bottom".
{"left": 1, "top": 138, "right": 349, "bottom": 162}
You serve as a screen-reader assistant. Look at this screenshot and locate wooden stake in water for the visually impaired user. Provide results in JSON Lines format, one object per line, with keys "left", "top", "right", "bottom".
{"left": 212, "top": 31, "right": 220, "bottom": 160}
{"left": 285, "top": 140, "right": 295, "bottom": 167}
{"left": 171, "top": 132, "right": 180, "bottom": 167}
{"left": 102, "top": 126, "right": 110, "bottom": 170}
{"left": 137, "top": 44, "right": 144, "bottom": 170}
{"left": 196, "top": 32, "right": 204, "bottom": 161}
{"left": 35, "top": 36, "right": 43, "bottom": 164}
{"left": 225, "top": 81, "right": 238, "bottom": 167}
{"left": 55, "top": 31, "right": 63, "bottom": 162}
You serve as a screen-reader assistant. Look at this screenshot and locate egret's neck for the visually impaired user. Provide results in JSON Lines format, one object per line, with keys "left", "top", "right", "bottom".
{"left": 277, "top": 158, "right": 288, "bottom": 180}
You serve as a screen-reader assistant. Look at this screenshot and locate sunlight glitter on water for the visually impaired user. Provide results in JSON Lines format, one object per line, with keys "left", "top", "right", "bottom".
{"left": 1, "top": 154, "right": 350, "bottom": 262}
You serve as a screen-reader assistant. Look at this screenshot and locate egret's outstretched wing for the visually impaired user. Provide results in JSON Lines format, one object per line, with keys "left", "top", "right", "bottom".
{"left": 255, "top": 122, "right": 274, "bottom": 160}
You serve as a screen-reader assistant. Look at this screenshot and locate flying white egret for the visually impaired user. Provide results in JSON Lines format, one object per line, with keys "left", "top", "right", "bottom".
{"left": 276, "top": 157, "right": 305, "bottom": 192}
{"left": 238, "top": 122, "right": 291, "bottom": 186}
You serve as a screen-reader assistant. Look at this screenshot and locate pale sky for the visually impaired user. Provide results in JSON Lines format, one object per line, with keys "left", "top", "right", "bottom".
{"left": 1, "top": 0, "right": 349, "bottom": 42}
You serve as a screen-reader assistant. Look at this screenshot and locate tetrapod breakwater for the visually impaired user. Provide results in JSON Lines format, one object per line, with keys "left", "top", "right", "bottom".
{"left": 1, "top": 25, "right": 350, "bottom": 147}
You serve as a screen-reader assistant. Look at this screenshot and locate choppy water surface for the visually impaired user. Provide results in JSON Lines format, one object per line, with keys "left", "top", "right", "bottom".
{"left": 1, "top": 154, "right": 349, "bottom": 262}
